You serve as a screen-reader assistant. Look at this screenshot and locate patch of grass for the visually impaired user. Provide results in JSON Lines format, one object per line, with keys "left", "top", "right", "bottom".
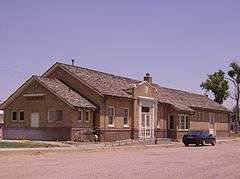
{"left": 0, "top": 141, "right": 59, "bottom": 148}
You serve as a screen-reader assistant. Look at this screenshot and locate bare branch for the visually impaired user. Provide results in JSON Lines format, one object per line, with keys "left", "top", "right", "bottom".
{"left": 225, "top": 77, "right": 238, "bottom": 87}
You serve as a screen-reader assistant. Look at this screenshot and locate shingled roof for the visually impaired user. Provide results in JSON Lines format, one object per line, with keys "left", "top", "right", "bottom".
{"left": 35, "top": 76, "right": 96, "bottom": 109}
{"left": 56, "top": 63, "right": 229, "bottom": 112}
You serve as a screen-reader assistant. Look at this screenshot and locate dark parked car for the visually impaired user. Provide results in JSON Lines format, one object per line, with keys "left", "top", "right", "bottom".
{"left": 182, "top": 130, "right": 216, "bottom": 146}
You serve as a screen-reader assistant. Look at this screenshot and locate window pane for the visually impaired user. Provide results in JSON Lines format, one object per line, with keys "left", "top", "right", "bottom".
{"left": 108, "top": 116, "right": 113, "bottom": 125}
{"left": 186, "top": 116, "right": 189, "bottom": 129}
{"left": 20, "top": 111, "right": 24, "bottom": 121}
{"left": 108, "top": 107, "right": 114, "bottom": 126}
{"left": 12, "top": 112, "right": 17, "bottom": 121}
{"left": 109, "top": 107, "right": 114, "bottom": 116}
{"left": 146, "top": 115, "right": 150, "bottom": 127}
{"left": 141, "top": 114, "right": 145, "bottom": 127}
{"left": 180, "top": 116, "right": 185, "bottom": 129}
{"left": 169, "top": 115, "right": 174, "bottom": 129}
{"left": 78, "top": 111, "right": 82, "bottom": 121}
{"left": 49, "top": 111, "right": 56, "bottom": 121}
{"left": 142, "top": 107, "right": 149, "bottom": 113}
{"left": 124, "top": 109, "right": 129, "bottom": 125}
{"left": 56, "top": 110, "right": 63, "bottom": 121}
{"left": 85, "top": 111, "right": 89, "bottom": 122}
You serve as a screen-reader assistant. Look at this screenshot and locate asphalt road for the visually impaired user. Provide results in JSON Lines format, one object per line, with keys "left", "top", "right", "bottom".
{"left": 0, "top": 141, "right": 240, "bottom": 179}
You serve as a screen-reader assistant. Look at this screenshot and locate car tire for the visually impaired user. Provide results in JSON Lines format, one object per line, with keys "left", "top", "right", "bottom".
{"left": 211, "top": 140, "right": 216, "bottom": 146}
{"left": 196, "top": 143, "right": 199, "bottom": 146}
{"left": 184, "top": 143, "right": 189, "bottom": 147}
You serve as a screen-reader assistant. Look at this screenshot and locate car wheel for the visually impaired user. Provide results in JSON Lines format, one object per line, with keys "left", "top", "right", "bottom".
{"left": 211, "top": 140, "right": 216, "bottom": 146}
{"left": 184, "top": 143, "right": 189, "bottom": 147}
{"left": 196, "top": 143, "right": 199, "bottom": 146}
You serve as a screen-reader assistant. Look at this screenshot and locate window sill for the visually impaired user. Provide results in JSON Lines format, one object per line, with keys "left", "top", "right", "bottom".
{"left": 123, "top": 125, "right": 129, "bottom": 128}
{"left": 108, "top": 125, "right": 115, "bottom": 128}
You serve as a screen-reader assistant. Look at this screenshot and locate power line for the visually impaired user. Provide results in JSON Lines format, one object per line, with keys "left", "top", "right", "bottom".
{"left": 0, "top": 69, "right": 33, "bottom": 75}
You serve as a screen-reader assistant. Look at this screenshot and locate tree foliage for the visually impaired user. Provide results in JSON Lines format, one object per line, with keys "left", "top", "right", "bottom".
{"left": 200, "top": 70, "right": 229, "bottom": 104}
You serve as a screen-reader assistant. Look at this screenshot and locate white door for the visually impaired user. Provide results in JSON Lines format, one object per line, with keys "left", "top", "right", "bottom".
{"left": 141, "top": 113, "right": 151, "bottom": 139}
{"left": 209, "top": 113, "right": 216, "bottom": 135}
{"left": 31, "top": 113, "right": 39, "bottom": 128}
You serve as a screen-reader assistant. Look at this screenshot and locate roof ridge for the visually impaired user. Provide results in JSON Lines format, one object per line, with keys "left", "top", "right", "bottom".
{"left": 153, "top": 84, "right": 206, "bottom": 98}
{"left": 58, "top": 62, "right": 140, "bottom": 83}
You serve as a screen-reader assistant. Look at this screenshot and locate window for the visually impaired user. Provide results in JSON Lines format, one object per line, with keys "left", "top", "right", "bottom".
{"left": 157, "top": 119, "right": 160, "bottom": 129}
{"left": 48, "top": 110, "right": 63, "bottom": 122}
{"left": 209, "top": 113, "right": 215, "bottom": 124}
{"left": 78, "top": 110, "right": 83, "bottom": 122}
{"left": 200, "top": 112, "right": 204, "bottom": 121}
{"left": 19, "top": 111, "right": 24, "bottom": 121}
{"left": 168, "top": 115, "right": 174, "bottom": 130}
{"left": 142, "top": 107, "right": 150, "bottom": 113}
{"left": 178, "top": 114, "right": 190, "bottom": 130}
{"left": 12, "top": 111, "right": 17, "bottom": 121}
{"left": 108, "top": 107, "right": 115, "bottom": 127}
{"left": 123, "top": 108, "right": 129, "bottom": 127}
{"left": 84, "top": 111, "right": 90, "bottom": 123}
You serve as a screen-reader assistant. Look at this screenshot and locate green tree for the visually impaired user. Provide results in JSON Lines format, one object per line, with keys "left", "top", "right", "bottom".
{"left": 201, "top": 70, "right": 229, "bottom": 104}
{"left": 227, "top": 62, "right": 240, "bottom": 133}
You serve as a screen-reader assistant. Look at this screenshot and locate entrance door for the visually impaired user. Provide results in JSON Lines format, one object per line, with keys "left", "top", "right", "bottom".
{"left": 209, "top": 113, "right": 216, "bottom": 136}
{"left": 31, "top": 113, "right": 39, "bottom": 128}
{"left": 141, "top": 113, "right": 151, "bottom": 139}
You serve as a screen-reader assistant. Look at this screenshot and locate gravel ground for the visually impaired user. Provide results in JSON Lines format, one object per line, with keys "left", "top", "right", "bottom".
{"left": 0, "top": 141, "right": 240, "bottom": 179}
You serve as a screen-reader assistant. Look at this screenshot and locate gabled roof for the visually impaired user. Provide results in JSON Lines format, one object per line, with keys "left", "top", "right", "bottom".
{"left": 58, "top": 63, "right": 140, "bottom": 98}
{"left": 52, "top": 63, "right": 229, "bottom": 112}
{"left": 0, "top": 76, "right": 96, "bottom": 110}
{"left": 35, "top": 76, "right": 96, "bottom": 109}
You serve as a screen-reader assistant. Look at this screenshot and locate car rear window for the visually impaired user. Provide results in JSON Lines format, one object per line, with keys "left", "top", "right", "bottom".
{"left": 188, "top": 131, "right": 202, "bottom": 136}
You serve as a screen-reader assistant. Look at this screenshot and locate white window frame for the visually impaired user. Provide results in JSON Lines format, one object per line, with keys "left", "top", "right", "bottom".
{"left": 168, "top": 115, "right": 174, "bottom": 130}
{"left": 108, "top": 106, "right": 115, "bottom": 127}
{"left": 19, "top": 110, "right": 24, "bottom": 122}
{"left": 48, "top": 110, "right": 55, "bottom": 122}
{"left": 11, "top": 111, "right": 18, "bottom": 122}
{"left": 78, "top": 110, "right": 83, "bottom": 123}
{"left": 84, "top": 110, "right": 90, "bottom": 123}
{"left": 178, "top": 114, "right": 190, "bottom": 131}
{"left": 123, "top": 108, "right": 129, "bottom": 128}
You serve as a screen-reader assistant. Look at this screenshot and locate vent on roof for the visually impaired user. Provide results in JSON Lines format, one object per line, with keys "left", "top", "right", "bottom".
{"left": 144, "top": 73, "right": 152, "bottom": 83}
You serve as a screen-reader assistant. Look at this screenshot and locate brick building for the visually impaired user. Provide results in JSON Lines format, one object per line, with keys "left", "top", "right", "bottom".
{"left": 0, "top": 62, "right": 230, "bottom": 141}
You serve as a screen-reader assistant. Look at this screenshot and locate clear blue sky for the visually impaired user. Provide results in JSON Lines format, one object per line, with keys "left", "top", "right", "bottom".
{"left": 0, "top": 1, "right": 239, "bottom": 108}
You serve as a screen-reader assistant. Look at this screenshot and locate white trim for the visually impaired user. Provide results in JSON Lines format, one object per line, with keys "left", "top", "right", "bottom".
{"left": 23, "top": 93, "right": 46, "bottom": 97}
{"left": 108, "top": 106, "right": 115, "bottom": 127}
{"left": 19, "top": 110, "right": 24, "bottom": 122}
{"left": 123, "top": 108, "right": 129, "bottom": 128}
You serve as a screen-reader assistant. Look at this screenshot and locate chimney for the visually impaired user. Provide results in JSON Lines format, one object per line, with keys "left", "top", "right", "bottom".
{"left": 71, "top": 59, "right": 75, "bottom": 66}
{"left": 144, "top": 73, "right": 152, "bottom": 83}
